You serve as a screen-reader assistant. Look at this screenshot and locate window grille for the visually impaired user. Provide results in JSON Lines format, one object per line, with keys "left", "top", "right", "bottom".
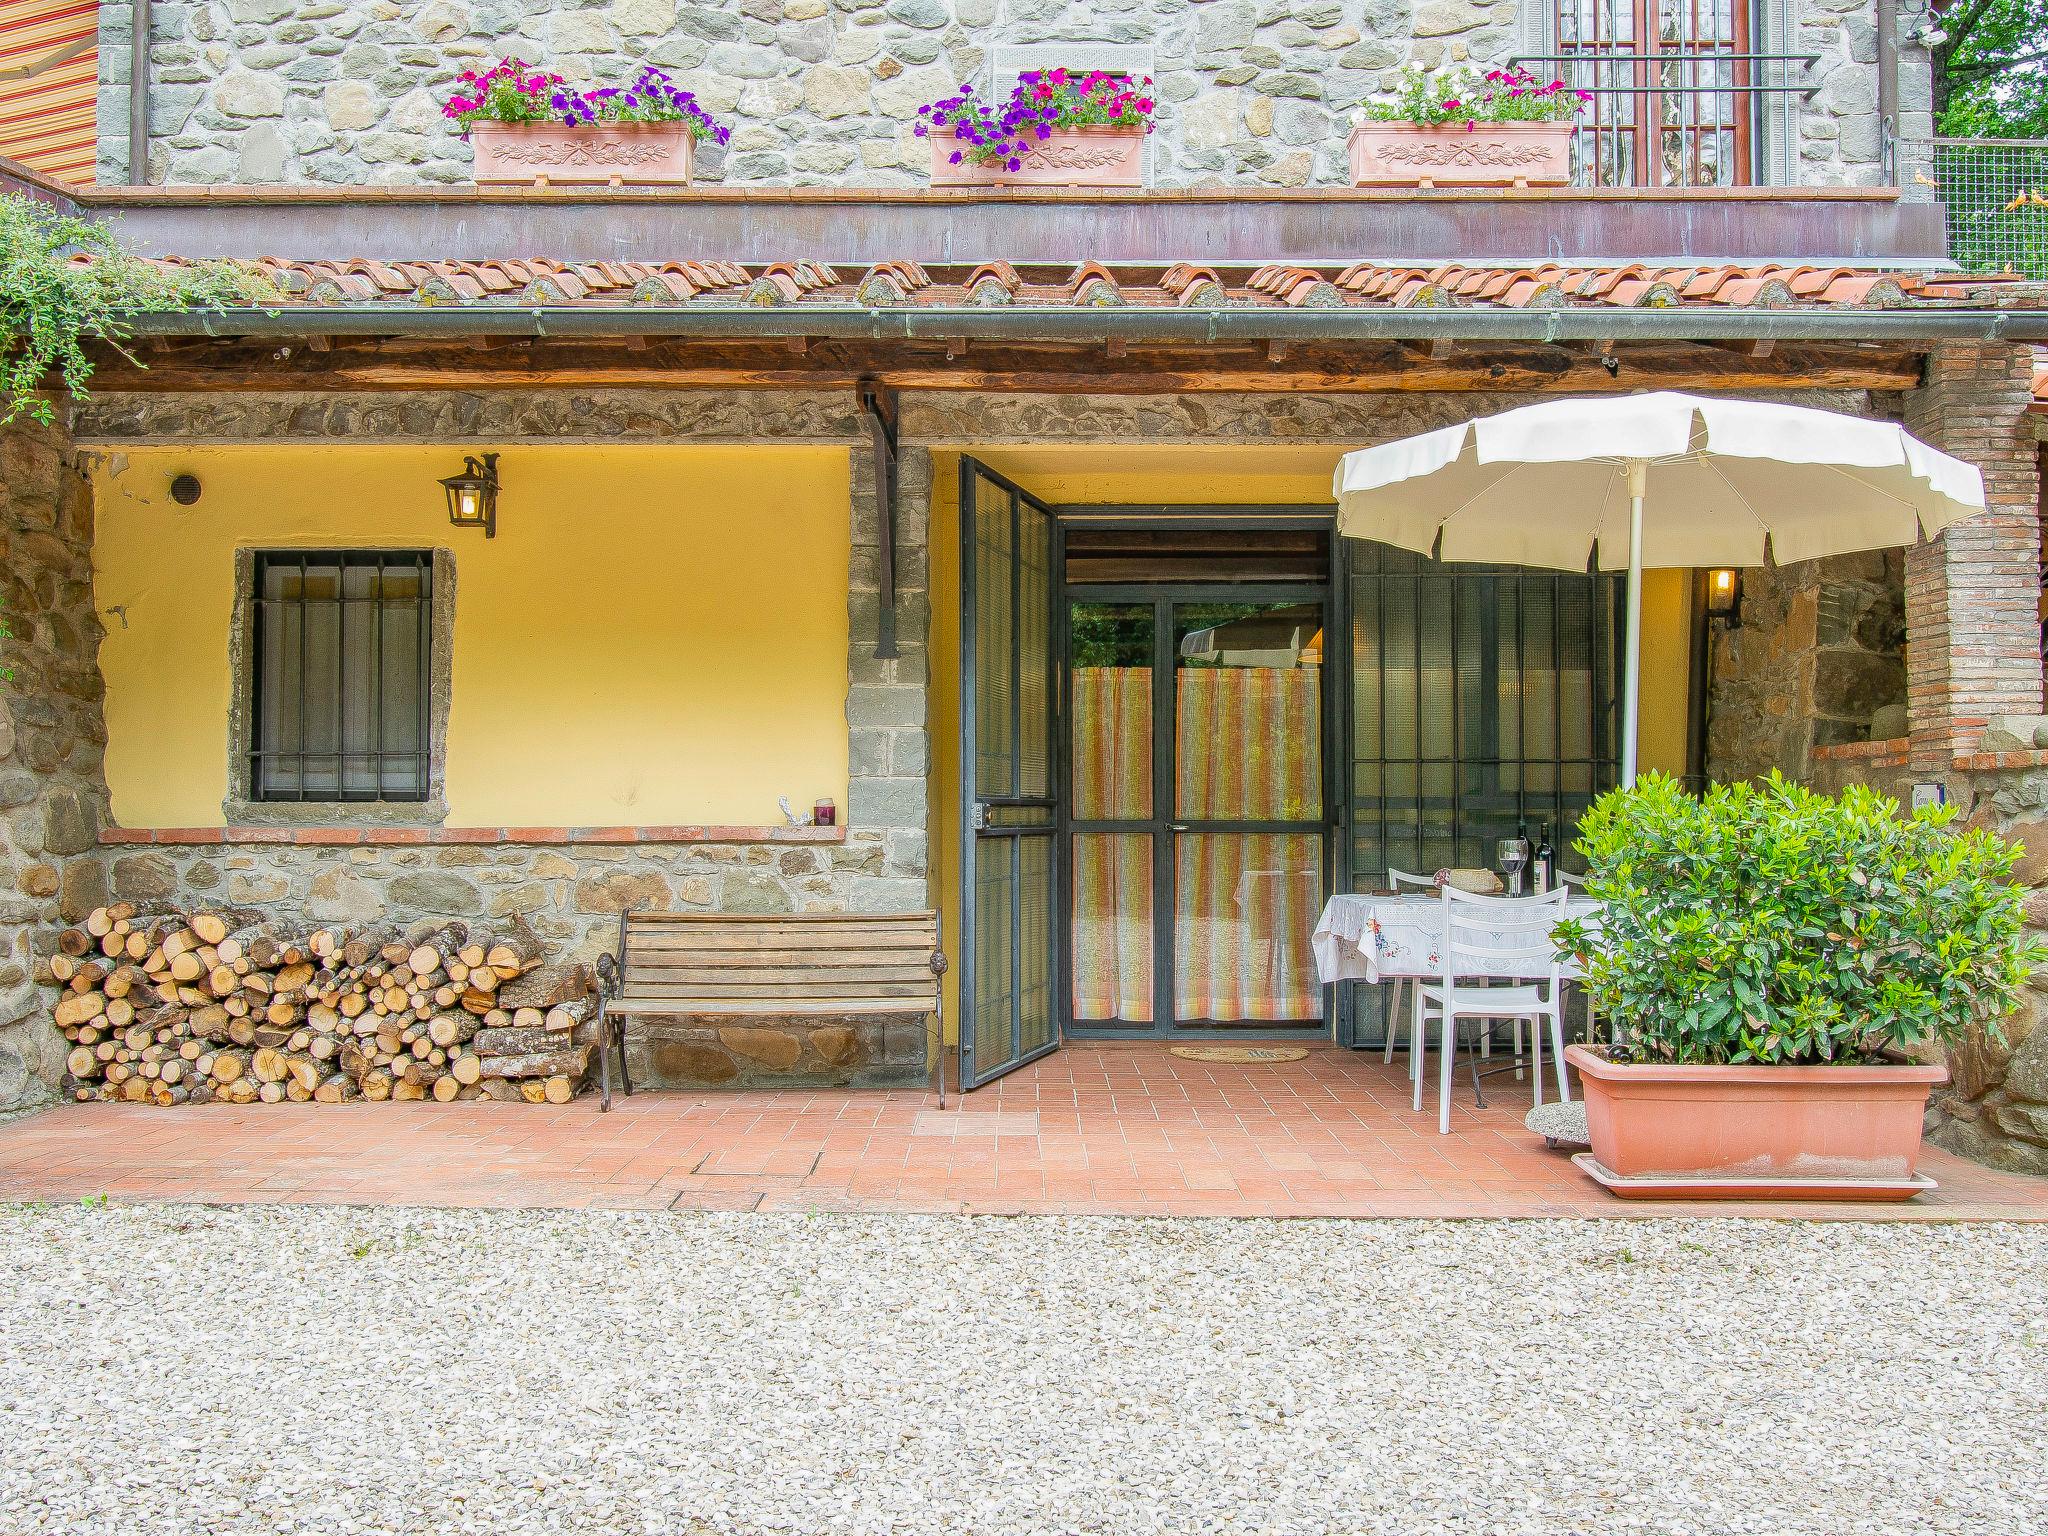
{"left": 249, "top": 551, "right": 433, "bottom": 802}
{"left": 1347, "top": 543, "right": 1620, "bottom": 880}
{"left": 1536, "top": 0, "right": 1768, "bottom": 187}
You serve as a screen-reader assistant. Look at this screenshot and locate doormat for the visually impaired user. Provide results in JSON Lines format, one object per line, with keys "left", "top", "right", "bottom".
{"left": 1169, "top": 1045, "right": 1311, "bottom": 1064}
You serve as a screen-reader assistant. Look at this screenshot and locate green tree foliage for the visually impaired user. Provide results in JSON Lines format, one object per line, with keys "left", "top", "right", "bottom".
{"left": 1930, "top": 0, "right": 2048, "bottom": 137}
{"left": 0, "top": 193, "right": 278, "bottom": 427}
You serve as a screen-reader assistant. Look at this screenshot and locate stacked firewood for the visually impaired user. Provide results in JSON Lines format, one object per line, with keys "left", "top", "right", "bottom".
{"left": 47, "top": 905, "right": 593, "bottom": 1107}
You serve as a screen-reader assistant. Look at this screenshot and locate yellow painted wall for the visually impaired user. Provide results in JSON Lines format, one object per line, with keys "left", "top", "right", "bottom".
{"left": 91, "top": 446, "right": 850, "bottom": 828}
{"left": 1636, "top": 568, "right": 1692, "bottom": 780}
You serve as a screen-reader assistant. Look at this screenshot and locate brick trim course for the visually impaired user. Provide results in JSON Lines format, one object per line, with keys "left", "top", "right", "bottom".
{"left": 101, "top": 825, "right": 846, "bottom": 846}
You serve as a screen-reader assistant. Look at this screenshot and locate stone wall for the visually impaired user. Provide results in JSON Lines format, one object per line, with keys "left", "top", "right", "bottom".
{"left": 95, "top": 0, "right": 1912, "bottom": 188}
{"left": 0, "top": 420, "right": 111, "bottom": 1112}
{"left": 1926, "top": 765, "right": 2048, "bottom": 1175}
{"left": 1705, "top": 550, "right": 1906, "bottom": 785}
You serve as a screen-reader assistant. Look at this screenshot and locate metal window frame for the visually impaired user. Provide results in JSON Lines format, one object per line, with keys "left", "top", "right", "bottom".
{"left": 1052, "top": 508, "right": 1343, "bottom": 1041}
{"left": 1344, "top": 543, "right": 1620, "bottom": 875}
{"left": 248, "top": 548, "right": 435, "bottom": 804}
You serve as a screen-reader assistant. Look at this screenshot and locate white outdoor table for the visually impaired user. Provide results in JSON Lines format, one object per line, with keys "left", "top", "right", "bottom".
{"left": 1311, "top": 891, "right": 1601, "bottom": 986}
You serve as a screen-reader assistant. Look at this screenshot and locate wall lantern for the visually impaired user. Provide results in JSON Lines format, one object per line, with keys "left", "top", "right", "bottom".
{"left": 1704, "top": 567, "right": 1743, "bottom": 626}
{"left": 440, "top": 452, "right": 500, "bottom": 537}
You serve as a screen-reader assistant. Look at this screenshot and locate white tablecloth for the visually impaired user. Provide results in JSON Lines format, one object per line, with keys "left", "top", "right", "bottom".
{"left": 1311, "top": 892, "right": 1600, "bottom": 985}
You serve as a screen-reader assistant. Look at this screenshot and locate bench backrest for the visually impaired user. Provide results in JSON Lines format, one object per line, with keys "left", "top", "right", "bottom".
{"left": 616, "top": 910, "right": 943, "bottom": 1015}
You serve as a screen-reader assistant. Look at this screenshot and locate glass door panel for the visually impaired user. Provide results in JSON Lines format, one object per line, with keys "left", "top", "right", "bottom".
{"left": 1171, "top": 600, "right": 1326, "bottom": 1027}
{"left": 1068, "top": 601, "right": 1156, "bottom": 1026}
{"left": 1071, "top": 832, "right": 1153, "bottom": 1021}
{"left": 1066, "top": 591, "right": 1329, "bottom": 1033}
{"left": 1070, "top": 604, "right": 1153, "bottom": 819}
{"left": 1173, "top": 833, "right": 1325, "bottom": 1021}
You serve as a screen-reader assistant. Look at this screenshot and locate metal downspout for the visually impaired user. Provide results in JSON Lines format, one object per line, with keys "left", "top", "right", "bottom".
{"left": 858, "top": 381, "right": 900, "bottom": 661}
{"left": 129, "top": 0, "right": 151, "bottom": 184}
{"left": 1876, "top": 0, "right": 1899, "bottom": 182}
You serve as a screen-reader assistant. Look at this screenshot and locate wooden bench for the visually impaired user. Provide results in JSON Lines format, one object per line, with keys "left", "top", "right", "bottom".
{"left": 592, "top": 910, "right": 947, "bottom": 1110}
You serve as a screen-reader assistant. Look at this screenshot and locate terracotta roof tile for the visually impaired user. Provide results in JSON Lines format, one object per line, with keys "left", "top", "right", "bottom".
{"left": 100, "top": 253, "right": 2040, "bottom": 322}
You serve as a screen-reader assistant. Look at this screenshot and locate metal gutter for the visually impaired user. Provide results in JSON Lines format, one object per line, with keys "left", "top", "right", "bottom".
{"left": 130, "top": 303, "right": 2048, "bottom": 344}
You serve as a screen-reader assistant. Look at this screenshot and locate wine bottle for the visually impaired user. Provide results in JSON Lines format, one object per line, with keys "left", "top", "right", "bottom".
{"left": 1534, "top": 822, "right": 1555, "bottom": 894}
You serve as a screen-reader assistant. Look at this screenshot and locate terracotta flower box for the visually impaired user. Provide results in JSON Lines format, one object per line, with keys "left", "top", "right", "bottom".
{"left": 929, "top": 127, "right": 1144, "bottom": 188}
{"left": 469, "top": 121, "right": 696, "bottom": 187}
{"left": 1564, "top": 1045, "right": 1949, "bottom": 1201}
{"left": 1347, "top": 120, "right": 1573, "bottom": 188}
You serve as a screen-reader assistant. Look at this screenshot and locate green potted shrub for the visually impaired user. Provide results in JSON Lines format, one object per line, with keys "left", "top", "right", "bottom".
{"left": 1350, "top": 65, "right": 1586, "bottom": 188}
{"left": 1555, "top": 772, "right": 2039, "bottom": 1200}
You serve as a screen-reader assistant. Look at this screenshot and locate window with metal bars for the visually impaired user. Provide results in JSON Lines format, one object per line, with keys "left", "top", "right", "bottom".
{"left": 1347, "top": 543, "right": 1620, "bottom": 881}
{"left": 248, "top": 551, "right": 434, "bottom": 802}
{"left": 1551, "top": 0, "right": 1757, "bottom": 187}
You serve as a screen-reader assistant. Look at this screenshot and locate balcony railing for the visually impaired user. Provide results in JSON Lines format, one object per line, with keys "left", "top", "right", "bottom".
{"left": 1918, "top": 138, "right": 2048, "bottom": 278}
{"left": 1511, "top": 48, "right": 1819, "bottom": 189}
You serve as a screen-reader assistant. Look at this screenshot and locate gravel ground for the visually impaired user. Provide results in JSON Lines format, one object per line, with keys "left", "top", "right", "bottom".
{"left": 0, "top": 1205, "right": 2043, "bottom": 1536}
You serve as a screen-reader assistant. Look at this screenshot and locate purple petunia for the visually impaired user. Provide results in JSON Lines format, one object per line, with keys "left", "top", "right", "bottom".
{"left": 916, "top": 70, "right": 1155, "bottom": 168}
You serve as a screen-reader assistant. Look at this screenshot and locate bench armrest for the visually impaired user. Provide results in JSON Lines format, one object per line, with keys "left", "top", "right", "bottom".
{"left": 595, "top": 951, "right": 621, "bottom": 1001}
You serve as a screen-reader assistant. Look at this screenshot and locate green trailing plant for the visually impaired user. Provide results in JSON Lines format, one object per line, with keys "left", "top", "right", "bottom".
{"left": 0, "top": 193, "right": 279, "bottom": 428}
{"left": 1554, "top": 771, "right": 2042, "bottom": 1066}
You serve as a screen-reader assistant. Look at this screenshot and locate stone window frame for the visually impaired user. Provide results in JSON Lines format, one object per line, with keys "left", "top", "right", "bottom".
{"left": 1518, "top": 0, "right": 1800, "bottom": 188}
{"left": 222, "top": 546, "right": 457, "bottom": 827}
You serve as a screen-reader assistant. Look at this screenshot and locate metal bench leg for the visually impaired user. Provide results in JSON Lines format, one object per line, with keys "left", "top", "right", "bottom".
{"left": 615, "top": 1012, "right": 633, "bottom": 1100}
{"left": 597, "top": 1001, "right": 613, "bottom": 1113}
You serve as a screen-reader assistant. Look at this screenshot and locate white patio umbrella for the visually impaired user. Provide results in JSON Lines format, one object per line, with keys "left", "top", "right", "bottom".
{"left": 1333, "top": 392, "right": 1987, "bottom": 785}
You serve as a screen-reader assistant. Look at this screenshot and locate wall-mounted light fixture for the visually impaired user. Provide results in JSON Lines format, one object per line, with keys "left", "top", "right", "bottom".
{"left": 1704, "top": 567, "right": 1743, "bottom": 626}
{"left": 439, "top": 452, "right": 500, "bottom": 537}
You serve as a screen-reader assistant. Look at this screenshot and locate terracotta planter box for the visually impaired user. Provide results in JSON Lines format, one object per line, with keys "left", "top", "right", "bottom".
{"left": 928, "top": 127, "right": 1144, "bottom": 188}
{"left": 1564, "top": 1045, "right": 1948, "bottom": 1201}
{"left": 1347, "top": 120, "right": 1573, "bottom": 188}
{"left": 469, "top": 121, "right": 695, "bottom": 187}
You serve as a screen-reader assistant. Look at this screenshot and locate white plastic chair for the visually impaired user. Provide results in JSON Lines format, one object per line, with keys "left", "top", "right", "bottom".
{"left": 1412, "top": 885, "right": 1571, "bottom": 1135}
{"left": 1379, "top": 867, "right": 1436, "bottom": 1075}
{"left": 1556, "top": 870, "right": 1600, "bottom": 1044}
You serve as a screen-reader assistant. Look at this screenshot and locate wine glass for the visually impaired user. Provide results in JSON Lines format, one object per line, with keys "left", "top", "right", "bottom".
{"left": 1497, "top": 836, "right": 1529, "bottom": 897}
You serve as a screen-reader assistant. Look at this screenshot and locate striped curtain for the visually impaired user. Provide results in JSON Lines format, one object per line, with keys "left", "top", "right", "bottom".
{"left": 1176, "top": 667, "right": 1322, "bottom": 820}
{"left": 1071, "top": 665, "right": 1150, "bottom": 819}
{"left": 1174, "top": 669, "right": 1322, "bottom": 1020}
{"left": 1071, "top": 668, "right": 1153, "bottom": 1019}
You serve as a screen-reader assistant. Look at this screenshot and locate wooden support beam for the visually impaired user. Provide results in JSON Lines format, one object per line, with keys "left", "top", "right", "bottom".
{"left": 81, "top": 338, "right": 1926, "bottom": 397}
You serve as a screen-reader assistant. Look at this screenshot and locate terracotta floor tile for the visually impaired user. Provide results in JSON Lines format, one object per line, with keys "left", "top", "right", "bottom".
{"left": 1, "top": 1045, "right": 2043, "bottom": 1222}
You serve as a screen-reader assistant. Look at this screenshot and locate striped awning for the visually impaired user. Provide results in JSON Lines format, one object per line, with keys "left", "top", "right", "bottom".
{"left": 0, "top": 0, "right": 97, "bottom": 185}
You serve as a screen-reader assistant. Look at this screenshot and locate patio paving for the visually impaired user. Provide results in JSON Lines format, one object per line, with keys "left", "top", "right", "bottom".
{"left": 0, "top": 1043, "right": 2041, "bottom": 1220}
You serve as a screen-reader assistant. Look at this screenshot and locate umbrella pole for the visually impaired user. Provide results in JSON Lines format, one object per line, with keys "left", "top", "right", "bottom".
{"left": 1620, "top": 462, "right": 1646, "bottom": 789}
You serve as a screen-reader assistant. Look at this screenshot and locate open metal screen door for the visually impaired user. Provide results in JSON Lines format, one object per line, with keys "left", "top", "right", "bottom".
{"left": 959, "top": 459, "right": 1060, "bottom": 1090}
